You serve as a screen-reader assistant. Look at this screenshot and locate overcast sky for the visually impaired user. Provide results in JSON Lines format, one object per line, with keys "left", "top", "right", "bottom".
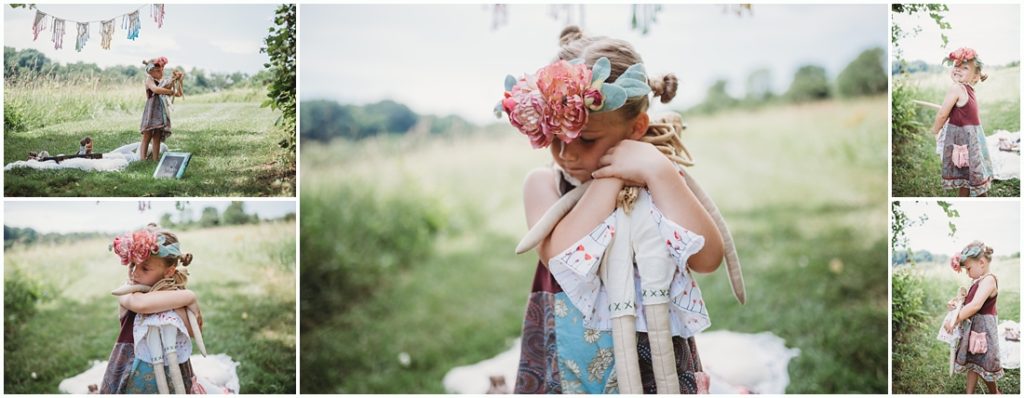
{"left": 4, "top": 201, "right": 295, "bottom": 234}
{"left": 893, "top": 3, "right": 1020, "bottom": 65}
{"left": 4, "top": 4, "right": 277, "bottom": 74}
{"left": 896, "top": 201, "right": 1020, "bottom": 256}
{"left": 300, "top": 4, "right": 887, "bottom": 124}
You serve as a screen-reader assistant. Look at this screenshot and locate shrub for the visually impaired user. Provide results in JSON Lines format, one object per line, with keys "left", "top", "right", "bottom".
{"left": 837, "top": 48, "right": 887, "bottom": 98}
{"left": 892, "top": 267, "right": 928, "bottom": 339}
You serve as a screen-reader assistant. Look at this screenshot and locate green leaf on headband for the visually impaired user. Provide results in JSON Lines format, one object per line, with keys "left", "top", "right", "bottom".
{"left": 591, "top": 57, "right": 611, "bottom": 86}
{"left": 619, "top": 63, "right": 647, "bottom": 83}
{"left": 617, "top": 78, "right": 651, "bottom": 97}
{"left": 504, "top": 75, "right": 516, "bottom": 92}
{"left": 599, "top": 84, "right": 627, "bottom": 112}
{"left": 569, "top": 58, "right": 584, "bottom": 65}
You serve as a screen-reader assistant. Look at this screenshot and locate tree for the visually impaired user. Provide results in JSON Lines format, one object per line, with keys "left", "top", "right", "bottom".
{"left": 199, "top": 207, "right": 220, "bottom": 228}
{"left": 786, "top": 65, "right": 830, "bottom": 102}
{"left": 222, "top": 201, "right": 250, "bottom": 225}
{"left": 837, "top": 47, "right": 887, "bottom": 98}
{"left": 159, "top": 213, "right": 175, "bottom": 229}
{"left": 745, "top": 68, "right": 774, "bottom": 103}
{"left": 261, "top": 4, "right": 296, "bottom": 151}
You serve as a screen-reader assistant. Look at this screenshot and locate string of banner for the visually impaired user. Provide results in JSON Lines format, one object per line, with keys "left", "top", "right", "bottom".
{"left": 29, "top": 4, "right": 165, "bottom": 52}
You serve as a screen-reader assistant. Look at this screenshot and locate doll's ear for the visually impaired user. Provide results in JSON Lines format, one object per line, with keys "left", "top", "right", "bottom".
{"left": 629, "top": 112, "right": 650, "bottom": 140}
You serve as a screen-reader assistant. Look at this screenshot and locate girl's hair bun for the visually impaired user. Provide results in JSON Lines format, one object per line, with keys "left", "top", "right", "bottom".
{"left": 559, "top": 25, "right": 585, "bottom": 47}
{"left": 650, "top": 73, "right": 679, "bottom": 103}
{"left": 180, "top": 252, "right": 193, "bottom": 267}
{"left": 979, "top": 73, "right": 989, "bottom": 83}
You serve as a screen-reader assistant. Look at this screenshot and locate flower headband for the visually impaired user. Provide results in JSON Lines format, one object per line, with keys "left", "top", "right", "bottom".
{"left": 110, "top": 229, "right": 181, "bottom": 266}
{"left": 144, "top": 56, "right": 169, "bottom": 72}
{"left": 943, "top": 47, "right": 982, "bottom": 68}
{"left": 950, "top": 242, "right": 986, "bottom": 273}
{"left": 495, "top": 57, "right": 651, "bottom": 148}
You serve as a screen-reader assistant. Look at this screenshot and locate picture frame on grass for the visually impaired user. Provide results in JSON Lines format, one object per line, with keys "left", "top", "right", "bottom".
{"left": 154, "top": 152, "right": 191, "bottom": 179}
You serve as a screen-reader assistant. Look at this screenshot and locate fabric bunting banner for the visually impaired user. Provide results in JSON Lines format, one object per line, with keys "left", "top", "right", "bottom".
{"left": 28, "top": 4, "right": 165, "bottom": 51}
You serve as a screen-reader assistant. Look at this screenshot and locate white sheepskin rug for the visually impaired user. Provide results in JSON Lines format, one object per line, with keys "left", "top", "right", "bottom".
{"left": 58, "top": 353, "right": 240, "bottom": 394}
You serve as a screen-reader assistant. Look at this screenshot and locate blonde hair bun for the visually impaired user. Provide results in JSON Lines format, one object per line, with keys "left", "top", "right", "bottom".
{"left": 650, "top": 74, "right": 679, "bottom": 103}
{"left": 559, "top": 25, "right": 585, "bottom": 47}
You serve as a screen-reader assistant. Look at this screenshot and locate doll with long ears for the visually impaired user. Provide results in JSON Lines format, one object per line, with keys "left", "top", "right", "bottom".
{"left": 105, "top": 224, "right": 206, "bottom": 394}
{"left": 504, "top": 26, "right": 743, "bottom": 394}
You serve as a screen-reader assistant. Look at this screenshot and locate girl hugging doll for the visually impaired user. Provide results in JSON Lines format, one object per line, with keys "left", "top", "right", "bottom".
{"left": 500, "top": 26, "right": 744, "bottom": 394}
{"left": 140, "top": 57, "right": 183, "bottom": 162}
{"left": 932, "top": 47, "right": 993, "bottom": 197}
{"left": 944, "top": 241, "right": 1002, "bottom": 394}
{"left": 100, "top": 224, "right": 204, "bottom": 394}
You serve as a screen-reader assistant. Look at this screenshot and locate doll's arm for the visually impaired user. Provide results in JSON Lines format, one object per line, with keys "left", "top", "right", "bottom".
{"left": 930, "top": 84, "right": 961, "bottom": 136}
{"left": 526, "top": 174, "right": 623, "bottom": 265}
{"left": 118, "top": 289, "right": 197, "bottom": 315}
{"left": 644, "top": 164, "right": 723, "bottom": 273}
{"left": 956, "top": 278, "right": 996, "bottom": 323}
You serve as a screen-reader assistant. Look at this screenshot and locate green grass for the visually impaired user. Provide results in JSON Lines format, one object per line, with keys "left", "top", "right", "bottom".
{"left": 893, "top": 260, "right": 1020, "bottom": 394}
{"left": 892, "top": 67, "right": 1021, "bottom": 197}
{"left": 300, "top": 97, "right": 889, "bottom": 393}
{"left": 3, "top": 223, "right": 297, "bottom": 394}
{"left": 4, "top": 82, "right": 294, "bottom": 197}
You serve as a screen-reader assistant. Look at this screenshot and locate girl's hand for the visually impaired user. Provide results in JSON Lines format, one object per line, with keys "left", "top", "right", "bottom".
{"left": 947, "top": 298, "right": 957, "bottom": 311}
{"left": 944, "top": 319, "right": 956, "bottom": 333}
{"left": 592, "top": 140, "right": 674, "bottom": 186}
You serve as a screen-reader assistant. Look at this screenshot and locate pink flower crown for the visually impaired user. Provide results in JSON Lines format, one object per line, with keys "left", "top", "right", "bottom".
{"left": 494, "top": 57, "right": 651, "bottom": 148}
{"left": 943, "top": 47, "right": 982, "bottom": 68}
{"left": 110, "top": 228, "right": 181, "bottom": 266}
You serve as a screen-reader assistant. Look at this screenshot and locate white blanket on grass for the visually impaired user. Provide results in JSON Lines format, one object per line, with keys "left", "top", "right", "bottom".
{"left": 58, "top": 353, "right": 239, "bottom": 394}
{"left": 442, "top": 330, "right": 799, "bottom": 394}
{"left": 4, "top": 142, "right": 169, "bottom": 172}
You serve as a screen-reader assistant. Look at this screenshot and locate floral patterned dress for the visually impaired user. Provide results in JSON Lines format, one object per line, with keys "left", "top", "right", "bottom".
{"left": 941, "top": 83, "right": 993, "bottom": 196}
{"left": 99, "top": 310, "right": 196, "bottom": 394}
{"left": 514, "top": 169, "right": 706, "bottom": 394}
{"left": 140, "top": 77, "right": 173, "bottom": 140}
{"left": 954, "top": 274, "right": 1003, "bottom": 382}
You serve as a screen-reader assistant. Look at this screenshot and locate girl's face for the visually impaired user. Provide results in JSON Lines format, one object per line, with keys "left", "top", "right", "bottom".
{"left": 550, "top": 111, "right": 636, "bottom": 183}
{"left": 951, "top": 61, "right": 979, "bottom": 84}
{"left": 130, "top": 256, "right": 173, "bottom": 286}
{"left": 962, "top": 256, "right": 988, "bottom": 279}
{"left": 148, "top": 65, "right": 164, "bottom": 80}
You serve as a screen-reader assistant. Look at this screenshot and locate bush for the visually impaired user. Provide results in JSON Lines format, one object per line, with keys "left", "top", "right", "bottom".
{"left": 892, "top": 267, "right": 928, "bottom": 339}
{"left": 300, "top": 180, "right": 446, "bottom": 329}
{"left": 786, "top": 65, "right": 830, "bottom": 102}
{"left": 3, "top": 270, "right": 48, "bottom": 341}
{"left": 837, "top": 48, "right": 887, "bottom": 98}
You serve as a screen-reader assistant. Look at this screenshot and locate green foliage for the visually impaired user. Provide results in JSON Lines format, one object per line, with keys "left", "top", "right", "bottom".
{"left": 837, "top": 48, "right": 887, "bottom": 98}
{"left": 222, "top": 201, "right": 257, "bottom": 225}
{"left": 892, "top": 267, "right": 928, "bottom": 338}
{"left": 300, "top": 179, "right": 447, "bottom": 330}
{"left": 786, "top": 65, "right": 831, "bottom": 102}
{"left": 260, "top": 4, "right": 296, "bottom": 151}
{"left": 687, "top": 79, "right": 739, "bottom": 115}
{"left": 891, "top": 4, "right": 950, "bottom": 64}
{"left": 199, "top": 207, "right": 221, "bottom": 228}
{"left": 300, "top": 99, "right": 432, "bottom": 142}
{"left": 3, "top": 270, "right": 49, "bottom": 341}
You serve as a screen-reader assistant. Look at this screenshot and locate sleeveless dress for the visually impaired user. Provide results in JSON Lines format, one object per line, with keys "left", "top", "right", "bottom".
{"left": 941, "top": 84, "right": 993, "bottom": 196}
{"left": 99, "top": 310, "right": 196, "bottom": 394}
{"left": 954, "top": 275, "right": 1003, "bottom": 382}
{"left": 140, "top": 77, "right": 173, "bottom": 140}
{"left": 514, "top": 170, "right": 706, "bottom": 394}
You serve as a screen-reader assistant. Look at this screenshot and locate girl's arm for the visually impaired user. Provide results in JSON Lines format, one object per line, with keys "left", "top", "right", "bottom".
{"left": 118, "top": 289, "right": 196, "bottom": 314}
{"left": 594, "top": 141, "right": 724, "bottom": 273}
{"left": 523, "top": 167, "right": 624, "bottom": 265}
{"left": 930, "top": 84, "right": 962, "bottom": 136}
{"left": 955, "top": 277, "right": 997, "bottom": 323}
{"left": 145, "top": 78, "right": 175, "bottom": 95}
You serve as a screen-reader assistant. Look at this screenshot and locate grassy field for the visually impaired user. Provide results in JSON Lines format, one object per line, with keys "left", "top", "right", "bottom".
{"left": 3, "top": 82, "right": 295, "bottom": 197}
{"left": 892, "top": 66, "right": 1021, "bottom": 197}
{"left": 300, "top": 97, "right": 889, "bottom": 393}
{"left": 893, "top": 259, "right": 1020, "bottom": 394}
{"left": 3, "top": 222, "right": 297, "bottom": 394}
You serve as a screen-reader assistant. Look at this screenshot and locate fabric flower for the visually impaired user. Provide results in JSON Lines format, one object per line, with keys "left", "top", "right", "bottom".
{"left": 111, "top": 229, "right": 160, "bottom": 266}
{"left": 950, "top": 254, "right": 962, "bottom": 273}
{"left": 584, "top": 89, "right": 603, "bottom": 111}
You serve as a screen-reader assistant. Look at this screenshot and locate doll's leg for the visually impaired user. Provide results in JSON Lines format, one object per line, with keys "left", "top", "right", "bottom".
{"left": 603, "top": 210, "right": 642, "bottom": 394}
{"left": 160, "top": 324, "right": 187, "bottom": 394}
{"left": 146, "top": 326, "right": 171, "bottom": 394}
{"left": 965, "top": 371, "right": 978, "bottom": 394}
{"left": 631, "top": 193, "right": 680, "bottom": 393}
{"left": 140, "top": 132, "right": 152, "bottom": 161}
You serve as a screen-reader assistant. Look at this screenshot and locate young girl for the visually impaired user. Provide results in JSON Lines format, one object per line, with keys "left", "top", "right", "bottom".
{"left": 100, "top": 224, "right": 202, "bottom": 394}
{"left": 140, "top": 57, "right": 183, "bottom": 162}
{"left": 931, "top": 47, "right": 994, "bottom": 197}
{"left": 503, "top": 26, "right": 728, "bottom": 394}
{"left": 944, "top": 241, "right": 1002, "bottom": 394}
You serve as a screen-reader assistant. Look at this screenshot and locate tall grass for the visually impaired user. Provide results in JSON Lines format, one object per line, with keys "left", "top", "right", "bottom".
{"left": 300, "top": 97, "right": 889, "bottom": 393}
